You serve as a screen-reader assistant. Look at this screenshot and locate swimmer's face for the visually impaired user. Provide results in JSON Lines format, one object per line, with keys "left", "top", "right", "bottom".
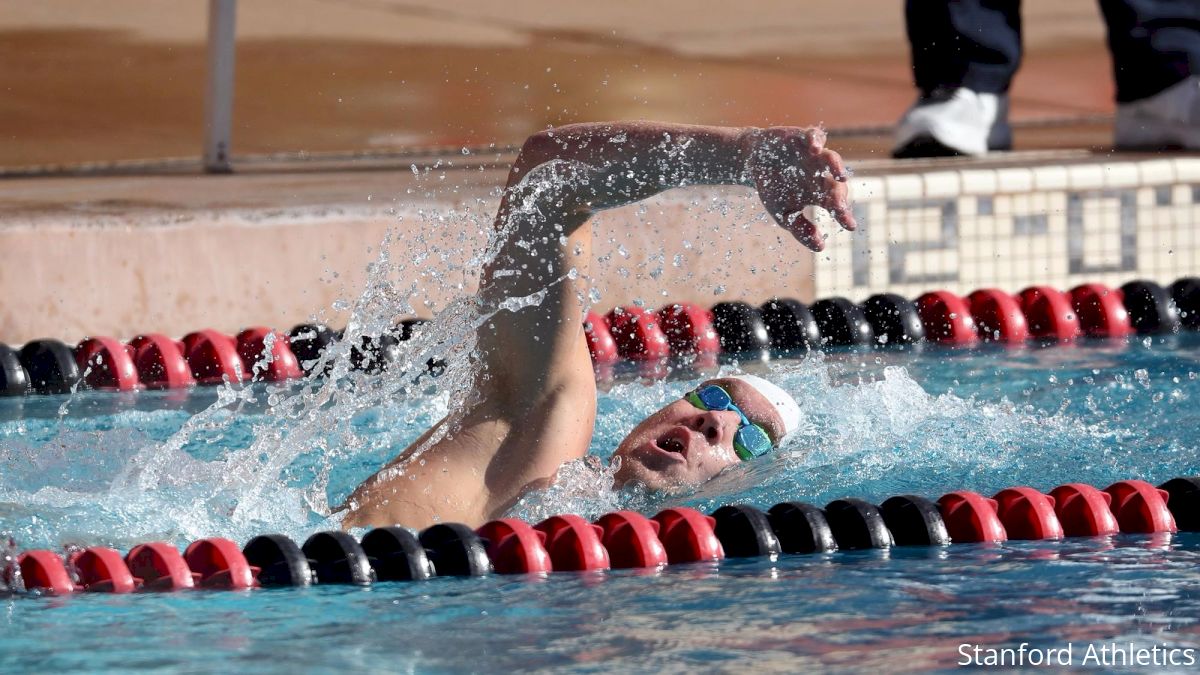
{"left": 611, "top": 377, "right": 786, "bottom": 491}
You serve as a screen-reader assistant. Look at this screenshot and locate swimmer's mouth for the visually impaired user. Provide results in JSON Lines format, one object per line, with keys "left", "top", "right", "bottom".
{"left": 654, "top": 427, "right": 690, "bottom": 458}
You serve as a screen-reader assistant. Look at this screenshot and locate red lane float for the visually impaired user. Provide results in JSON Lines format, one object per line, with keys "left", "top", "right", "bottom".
{"left": 937, "top": 491, "right": 1007, "bottom": 543}
{"left": 182, "top": 330, "right": 244, "bottom": 385}
{"left": 583, "top": 312, "right": 618, "bottom": 364}
{"left": 915, "top": 291, "right": 978, "bottom": 345}
{"left": 993, "top": 487, "right": 1064, "bottom": 540}
{"left": 72, "top": 547, "right": 138, "bottom": 593}
{"left": 236, "top": 328, "right": 302, "bottom": 382}
{"left": 124, "top": 542, "right": 197, "bottom": 591}
{"left": 129, "top": 334, "right": 196, "bottom": 389}
{"left": 967, "top": 289, "right": 1029, "bottom": 343}
{"left": 1018, "top": 286, "right": 1081, "bottom": 341}
{"left": 651, "top": 507, "right": 724, "bottom": 563}
{"left": 12, "top": 550, "right": 75, "bottom": 594}
{"left": 74, "top": 337, "right": 141, "bottom": 391}
{"left": 1069, "top": 284, "right": 1133, "bottom": 338}
{"left": 1103, "top": 480, "right": 1177, "bottom": 534}
{"left": 594, "top": 510, "right": 668, "bottom": 569}
{"left": 476, "top": 518, "right": 553, "bottom": 575}
{"left": 656, "top": 303, "right": 721, "bottom": 356}
{"left": 184, "top": 538, "right": 258, "bottom": 589}
{"left": 605, "top": 306, "right": 670, "bottom": 361}
{"left": 1048, "top": 483, "right": 1119, "bottom": 537}
{"left": 532, "top": 515, "right": 611, "bottom": 572}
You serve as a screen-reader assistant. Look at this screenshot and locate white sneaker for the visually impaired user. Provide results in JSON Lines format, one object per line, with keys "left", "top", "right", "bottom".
{"left": 1115, "top": 76, "right": 1200, "bottom": 150}
{"left": 893, "top": 88, "right": 1012, "bottom": 158}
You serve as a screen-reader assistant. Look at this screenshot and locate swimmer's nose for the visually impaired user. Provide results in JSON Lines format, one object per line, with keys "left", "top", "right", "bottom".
{"left": 690, "top": 411, "right": 729, "bottom": 444}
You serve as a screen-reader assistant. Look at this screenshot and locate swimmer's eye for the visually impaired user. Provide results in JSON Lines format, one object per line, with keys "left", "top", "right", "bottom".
{"left": 686, "top": 386, "right": 775, "bottom": 461}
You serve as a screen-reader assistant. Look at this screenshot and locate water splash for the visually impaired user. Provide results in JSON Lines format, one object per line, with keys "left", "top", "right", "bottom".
{"left": 3, "top": 157, "right": 1199, "bottom": 553}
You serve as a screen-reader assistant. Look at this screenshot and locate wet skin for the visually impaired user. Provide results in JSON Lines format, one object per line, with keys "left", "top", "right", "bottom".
{"left": 342, "top": 121, "right": 855, "bottom": 530}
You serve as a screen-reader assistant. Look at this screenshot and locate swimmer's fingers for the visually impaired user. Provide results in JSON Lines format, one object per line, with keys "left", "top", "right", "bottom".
{"left": 822, "top": 172, "right": 857, "bottom": 232}
{"left": 803, "top": 127, "right": 827, "bottom": 156}
{"left": 782, "top": 211, "right": 824, "bottom": 252}
{"left": 817, "top": 147, "right": 856, "bottom": 232}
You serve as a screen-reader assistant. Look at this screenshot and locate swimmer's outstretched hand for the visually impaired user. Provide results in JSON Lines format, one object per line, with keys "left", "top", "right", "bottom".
{"left": 745, "top": 126, "right": 857, "bottom": 252}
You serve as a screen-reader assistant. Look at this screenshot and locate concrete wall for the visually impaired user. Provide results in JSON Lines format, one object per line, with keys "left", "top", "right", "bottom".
{"left": 0, "top": 175, "right": 814, "bottom": 344}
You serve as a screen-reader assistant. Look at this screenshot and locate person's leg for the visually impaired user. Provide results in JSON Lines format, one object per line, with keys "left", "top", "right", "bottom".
{"left": 908, "top": 0, "right": 1023, "bottom": 96}
{"left": 895, "top": 0, "right": 1022, "bottom": 158}
{"left": 1103, "top": 0, "right": 1200, "bottom": 149}
{"left": 1101, "top": 0, "right": 1200, "bottom": 102}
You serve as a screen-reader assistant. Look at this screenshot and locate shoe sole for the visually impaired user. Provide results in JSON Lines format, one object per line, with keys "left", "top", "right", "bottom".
{"left": 893, "top": 134, "right": 1013, "bottom": 159}
{"left": 1115, "top": 115, "right": 1200, "bottom": 151}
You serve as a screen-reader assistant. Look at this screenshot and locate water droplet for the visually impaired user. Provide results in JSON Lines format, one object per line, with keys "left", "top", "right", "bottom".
{"left": 1135, "top": 368, "right": 1150, "bottom": 388}
{"left": 714, "top": 285, "right": 726, "bottom": 295}
{"left": 461, "top": 147, "right": 470, "bottom": 156}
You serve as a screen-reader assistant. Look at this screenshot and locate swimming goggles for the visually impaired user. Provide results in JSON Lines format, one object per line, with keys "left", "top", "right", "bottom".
{"left": 685, "top": 384, "right": 774, "bottom": 461}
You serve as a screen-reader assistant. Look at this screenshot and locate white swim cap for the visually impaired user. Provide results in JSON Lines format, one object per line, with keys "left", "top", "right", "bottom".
{"left": 729, "top": 374, "right": 801, "bottom": 441}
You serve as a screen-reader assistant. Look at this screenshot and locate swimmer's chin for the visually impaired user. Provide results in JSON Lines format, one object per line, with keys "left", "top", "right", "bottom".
{"left": 611, "top": 462, "right": 695, "bottom": 494}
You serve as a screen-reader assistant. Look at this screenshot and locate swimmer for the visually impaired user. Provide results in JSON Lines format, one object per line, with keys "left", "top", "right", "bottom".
{"left": 341, "top": 121, "right": 857, "bottom": 529}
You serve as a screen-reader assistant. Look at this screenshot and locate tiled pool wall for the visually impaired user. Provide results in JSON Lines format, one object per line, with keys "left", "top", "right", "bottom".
{"left": 818, "top": 157, "right": 1200, "bottom": 300}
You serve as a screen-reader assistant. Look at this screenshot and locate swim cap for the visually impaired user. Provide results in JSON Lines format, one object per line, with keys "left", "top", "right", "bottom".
{"left": 729, "top": 374, "right": 801, "bottom": 441}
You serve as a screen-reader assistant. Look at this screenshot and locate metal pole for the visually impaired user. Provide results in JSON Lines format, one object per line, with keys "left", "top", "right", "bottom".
{"left": 203, "top": 0, "right": 237, "bottom": 173}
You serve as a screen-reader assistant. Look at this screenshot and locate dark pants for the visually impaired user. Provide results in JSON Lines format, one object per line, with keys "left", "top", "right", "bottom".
{"left": 906, "top": 0, "right": 1200, "bottom": 102}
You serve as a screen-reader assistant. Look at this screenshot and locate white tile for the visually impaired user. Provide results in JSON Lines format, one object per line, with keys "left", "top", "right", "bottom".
{"left": 923, "top": 170, "right": 962, "bottom": 199}
{"left": 1137, "top": 159, "right": 1176, "bottom": 186}
{"left": 884, "top": 174, "right": 923, "bottom": 201}
{"left": 1032, "top": 165, "right": 1069, "bottom": 192}
{"left": 1049, "top": 233, "right": 1067, "bottom": 256}
{"left": 919, "top": 214, "right": 943, "bottom": 242}
{"left": 1046, "top": 191, "right": 1068, "bottom": 214}
{"left": 1012, "top": 193, "right": 1033, "bottom": 220}
{"left": 1102, "top": 162, "right": 1141, "bottom": 189}
{"left": 1137, "top": 186, "right": 1157, "bottom": 207}
{"left": 1047, "top": 211, "right": 1068, "bottom": 237}
{"left": 995, "top": 167, "right": 1033, "bottom": 193}
{"left": 1172, "top": 158, "right": 1200, "bottom": 183}
{"left": 959, "top": 168, "right": 998, "bottom": 196}
{"left": 1030, "top": 192, "right": 1049, "bottom": 215}
{"left": 850, "top": 176, "right": 885, "bottom": 204}
{"left": 1067, "top": 163, "right": 1106, "bottom": 190}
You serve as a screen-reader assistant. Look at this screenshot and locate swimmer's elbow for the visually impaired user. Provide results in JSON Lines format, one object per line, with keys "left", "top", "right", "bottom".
{"left": 517, "top": 130, "right": 560, "bottom": 167}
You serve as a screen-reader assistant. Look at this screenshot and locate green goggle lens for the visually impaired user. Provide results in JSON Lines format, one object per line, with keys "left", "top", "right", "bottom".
{"left": 686, "top": 385, "right": 774, "bottom": 461}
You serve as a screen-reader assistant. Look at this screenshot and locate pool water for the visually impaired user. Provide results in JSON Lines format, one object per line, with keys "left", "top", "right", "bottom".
{"left": 2, "top": 332, "right": 1199, "bottom": 671}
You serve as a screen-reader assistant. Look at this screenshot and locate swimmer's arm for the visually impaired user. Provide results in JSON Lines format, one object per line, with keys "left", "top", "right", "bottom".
{"left": 504, "top": 122, "right": 856, "bottom": 248}
{"left": 478, "top": 121, "right": 856, "bottom": 399}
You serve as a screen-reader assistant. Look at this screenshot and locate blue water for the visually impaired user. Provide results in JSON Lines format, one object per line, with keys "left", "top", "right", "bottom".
{"left": 2, "top": 334, "right": 1200, "bottom": 672}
